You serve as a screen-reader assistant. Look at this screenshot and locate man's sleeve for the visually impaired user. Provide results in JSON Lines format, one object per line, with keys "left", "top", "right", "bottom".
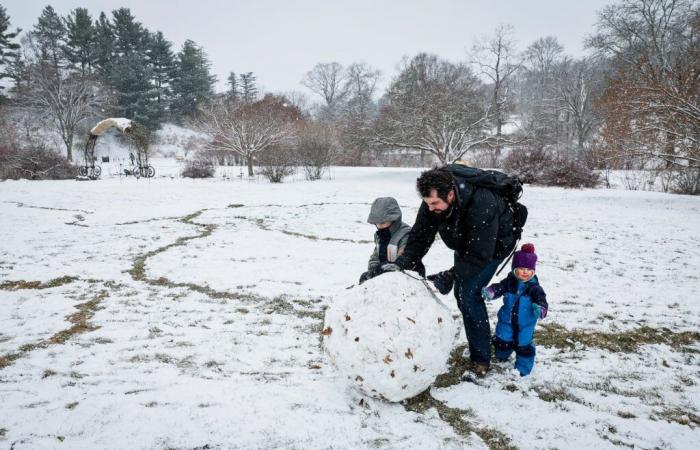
{"left": 394, "top": 202, "right": 438, "bottom": 270}
{"left": 459, "top": 189, "right": 500, "bottom": 278}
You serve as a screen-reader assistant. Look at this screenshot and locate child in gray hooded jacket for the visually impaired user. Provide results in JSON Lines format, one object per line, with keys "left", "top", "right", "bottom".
{"left": 359, "top": 197, "right": 425, "bottom": 283}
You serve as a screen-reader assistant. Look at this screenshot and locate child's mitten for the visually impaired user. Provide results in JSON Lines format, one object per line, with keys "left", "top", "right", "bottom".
{"left": 481, "top": 286, "right": 496, "bottom": 301}
{"left": 532, "top": 303, "right": 547, "bottom": 319}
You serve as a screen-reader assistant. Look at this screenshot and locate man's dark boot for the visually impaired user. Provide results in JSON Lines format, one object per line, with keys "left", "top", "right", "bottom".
{"left": 462, "top": 361, "right": 490, "bottom": 380}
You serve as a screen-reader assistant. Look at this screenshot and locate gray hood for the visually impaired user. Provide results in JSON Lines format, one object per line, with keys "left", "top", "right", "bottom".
{"left": 367, "top": 197, "right": 402, "bottom": 224}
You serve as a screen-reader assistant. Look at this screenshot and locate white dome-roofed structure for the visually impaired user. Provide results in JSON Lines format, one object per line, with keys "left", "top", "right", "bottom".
{"left": 323, "top": 271, "right": 456, "bottom": 402}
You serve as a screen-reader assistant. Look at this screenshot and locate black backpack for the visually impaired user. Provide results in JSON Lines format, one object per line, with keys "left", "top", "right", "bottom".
{"left": 448, "top": 163, "right": 528, "bottom": 241}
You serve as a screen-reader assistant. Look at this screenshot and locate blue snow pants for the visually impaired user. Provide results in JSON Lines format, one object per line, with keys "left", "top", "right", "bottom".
{"left": 493, "top": 287, "right": 539, "bottom": 376}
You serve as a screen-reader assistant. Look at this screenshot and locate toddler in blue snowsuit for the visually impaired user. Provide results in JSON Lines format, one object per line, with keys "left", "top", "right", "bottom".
{"left": 482, "top": 243, "right": 548, "bottom": 376}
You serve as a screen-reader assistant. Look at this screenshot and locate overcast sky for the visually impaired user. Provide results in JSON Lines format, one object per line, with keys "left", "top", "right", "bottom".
{"left": 4, "top": 0, "right": 613, "bottom": 98}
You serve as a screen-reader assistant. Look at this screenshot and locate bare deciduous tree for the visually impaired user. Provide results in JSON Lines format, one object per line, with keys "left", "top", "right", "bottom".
{"left": 198, "top": 94, "right": 302, "bottom": 176}
{"left": 339, "top": 62, "right": 380, "bottom": 165}
{"left": 517, "top": 36, "right": 566, "bottom": 150}
{"left": 302, "top": 62, "right": 348, "bottom": 121}
{"left": 555, "top": 57, "right": 605, "bottom": 155}
{"left": 297, "top": 122, "right": 338, "bottom": 180}
{"left": 373, "top": 53, "right": 490, "bottom": 164}
{"left": 470, "top": 24, "right": 522, "bottom": 162}
{"left": 21, "top": 34, "right": 112, "bottom": 161}
{"left": 588, "top": 0, "right": 700, "bottom": 170}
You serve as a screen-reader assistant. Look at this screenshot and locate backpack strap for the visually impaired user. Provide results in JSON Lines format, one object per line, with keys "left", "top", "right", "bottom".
{"left": 495, "top": 239, "right": 519, "bottom": 276}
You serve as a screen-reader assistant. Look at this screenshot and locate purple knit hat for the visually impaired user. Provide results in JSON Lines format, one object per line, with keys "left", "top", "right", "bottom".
{"left": 512, "top": 243, "right": 537, "bottom": 271}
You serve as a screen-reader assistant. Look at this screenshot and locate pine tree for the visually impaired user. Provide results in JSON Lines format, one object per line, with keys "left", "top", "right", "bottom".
{"left": 171, "top": 39, "right": 216, "bottom": 120}
{"left": 0, "top": 5, "right": 21, "bottom": 96}
{"left": 240, "top": 72, "right": 257, "bottom": 103}
{"left": 147, "top": 31, "right": 175, "bottom": 117}
{"left": 110, "top": 8, "right": 161, "bottom": 129}
{"left": 32, "top": 6, "right": 67, "bottom": 76}
{"left": 227, "top": 71, "right": 239, "bottom": 101}
{"left": 93, "top": 12, "right": 114, "bottom": 77}
{"left": 5, "top": 52, "right": 29, "bottom": 96}
{"left": 64, "top": 8, "right": 95, "bottom": 75}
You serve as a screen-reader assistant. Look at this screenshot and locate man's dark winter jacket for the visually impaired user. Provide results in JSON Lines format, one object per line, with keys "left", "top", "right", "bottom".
{"left": 395, "top": 167, "right": 516, "bottom": 279}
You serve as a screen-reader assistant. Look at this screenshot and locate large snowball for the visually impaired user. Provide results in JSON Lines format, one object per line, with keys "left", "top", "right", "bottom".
{"left": 323, "top": 272, "right": 456, "bottom": 402}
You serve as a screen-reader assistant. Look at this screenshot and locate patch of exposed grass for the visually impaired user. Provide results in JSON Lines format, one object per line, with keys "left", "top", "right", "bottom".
{"left": 129, "top": 209, "right": 215, "bottom": 283}
{"left": 433, "top": 344, "right": 470, "bottom": 388}
{"left": 0, "top": 428, "right": 6, "bottom": 438}
{"left": 49, "top": 290, "right": 107, "bottom": 345}
{"left": 235, "top": 214, "right": 371, "bottom": 244}
{"left": 0, "top": 352, "right": 23, "bottom": 369}
{"left": 655, "top": 408, "right": 700, "bottom": 427}
{"left": 532, "top": 385, "right": 585, "bottom": 405}
{"left": 126, "top": 209, "right": 269, "bottom": 305}
{"left": 404, "top": 390, "right": 516, "bottom": 450}
{"left": 265, "top": 295, "right": 325, "bottom": 322}
{"left": 538, "top": 322, "right": 700, "bottom": 353}
{"left": 116, "top": 215, "right": 181, "bottom": 226}
{"left": 280, "top": 228, "right": 372, "bottom": 244}
{"left": 5, "top": 201, "right": 92, "bottom": 215}
{"left": 580, "top": 379, "right": 663, "bottom": 402}
{"left": 402, "top": 343, "right": 516, "bottom": 449}
{"left": 42, "top": 369, "right": 57, "bottom": 379}
{"left": 0, "top": 289, "right": 108, "bottom": 371}
{"left": 617, "top": 411, "right": 637, "bottom": 419}
{"left": 0, "top": 276, "right": 78, "bottom": 291}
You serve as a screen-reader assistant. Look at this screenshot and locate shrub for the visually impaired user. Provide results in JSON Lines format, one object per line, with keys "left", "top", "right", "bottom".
{"left": 0, "top": 144, "right": 75, "bottom": 180}
{"left": 538, "top": 158, "right": 600, "bottom": 188}
{"left": 181, "top": 159, "right": 215, "bottom": 178}
{"left": 297, "top": 123, "right": 337, "bottom": 180}
{"left": 502, "top": 147, "right": 550, "bottom": 184}
{"left": 672, "top": 168, "right": 700, "bottom": 195}
{"left": 504, "top": 148, "right": 599, "bottom": 188}
{"left": 258, "top": 145, "right": 296, "bottom": 183}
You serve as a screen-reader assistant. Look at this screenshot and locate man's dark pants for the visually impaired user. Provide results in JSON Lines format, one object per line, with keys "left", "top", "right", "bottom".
{"left": 453, "top": 255, "right": 503, "bottom": 365}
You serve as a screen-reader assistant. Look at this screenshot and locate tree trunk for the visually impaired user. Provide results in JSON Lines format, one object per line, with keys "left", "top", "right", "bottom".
{"left": 495, "top": 120, "right": 502, "bottom": 164}
{"left": 247, "top": 156, "right": 254, "bottom": 177}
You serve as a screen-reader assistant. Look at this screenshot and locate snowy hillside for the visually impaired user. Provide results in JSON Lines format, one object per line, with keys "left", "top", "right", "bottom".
{"left": 1, "top": 167, "right": 698, "bottom": 449}
{"left": 87, "top": 122, "right": 209, "bottom": 164}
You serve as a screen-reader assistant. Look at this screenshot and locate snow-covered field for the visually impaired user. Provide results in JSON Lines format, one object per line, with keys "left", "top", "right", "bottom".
{"left": 1, "top": 166, "right": 699, "bottom": 449}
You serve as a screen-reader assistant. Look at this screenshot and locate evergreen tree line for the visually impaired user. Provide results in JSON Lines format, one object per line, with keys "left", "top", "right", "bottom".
{"left": 2, "top": 1, "right": 698, "bottom": 193}
{"left": 0, "top": 5, "right": 261, "bottom": 131}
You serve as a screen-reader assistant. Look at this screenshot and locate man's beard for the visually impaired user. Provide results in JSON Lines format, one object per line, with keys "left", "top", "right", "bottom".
{"left": 430, "top": 203, "right": 453, "bottom": 217}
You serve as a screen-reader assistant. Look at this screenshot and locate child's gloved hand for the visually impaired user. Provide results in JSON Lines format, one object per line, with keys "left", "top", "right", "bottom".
{"left": 359, "top": 267, "right": 382, "bottom": 284}
{"left": 427, "top": 269, "right": 454, "bottom": 295}
{"left": 532, "top": 303, "right": 547, "bottom": 319}
{"left": 380, "top": 263, "right": 402, "bottom": 272}
{"left": 481, "top": 286, "right": 496, "bottom": 301}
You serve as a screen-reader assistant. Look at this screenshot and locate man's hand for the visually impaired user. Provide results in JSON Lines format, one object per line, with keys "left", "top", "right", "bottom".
{"left": 380, "top": 263, "right": 402, "bottom": 272}
{"left": 481, "top": 286, "right": 496, "bottom": 301}
{"left": 427, "top": 269, "right": 454, "bottom": 295}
